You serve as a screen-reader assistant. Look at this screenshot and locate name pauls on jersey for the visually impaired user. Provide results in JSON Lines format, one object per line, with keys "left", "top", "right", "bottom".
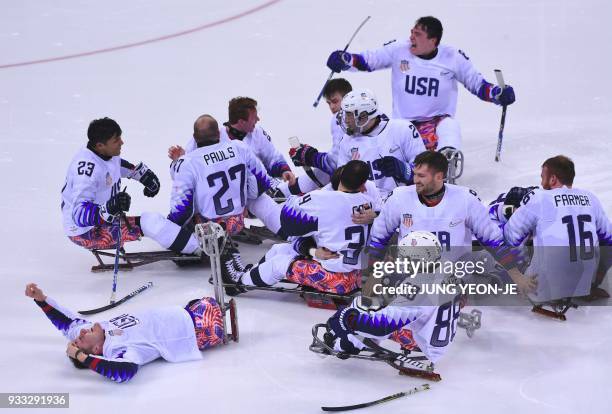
{"left": 201, "top": 148, "right": 236, "bottom": 165}
{"left": 554, "top": 194, "right": 591, "bottom": 207}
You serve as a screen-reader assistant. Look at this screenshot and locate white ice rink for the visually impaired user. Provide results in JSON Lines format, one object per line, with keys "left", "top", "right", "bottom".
{"left": 0, "top": 0, "right": 611, "bottom": 412}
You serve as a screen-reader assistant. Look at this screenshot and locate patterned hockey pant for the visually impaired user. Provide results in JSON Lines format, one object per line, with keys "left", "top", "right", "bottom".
{"left": 194, "top": 212, "right": 245, "bottom": 237}
{"left": 390, "top": 328, "right": 418, "bottom": 351}
{"left": 186, "top": 297, "right": 225, "bottom": 350}
{"left": 68, "top": 216, "right": 142, "bottom": 250}
{"left": 413, "top": 114, "right": 450, "bottom": 150}
{"left": 286, "top": 259, "right": 361, "bottom": 295}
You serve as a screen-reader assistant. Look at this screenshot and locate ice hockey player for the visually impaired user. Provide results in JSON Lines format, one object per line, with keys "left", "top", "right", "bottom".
{"left": 220, "top": 160, "right": 374, "bottom": 297}
{"left": 368, "top": 150, "right": 534, "bottom": 292}
{"left": 168, "top": 114, "right": 282, "bottom": 270}
{"left": 276, "top": 78, "right": 355, "bottom": 197}
{"left": 60, "top": 117, "right": 200, "bottom": 256}
{"left": 502, "top": 155, "right": 612, "bottom": 301}
{"left": 168, "top": 96, "right": 295, "bottom": 186}
{"left": 290, "top": 89, "right": 426, "bottom": 198}
{"left": 326, "top": 16, "right": 516, "bottom": 180}
{"left": 26, "top": 283, "right": 228, "bottom": 383}
{"left": 325, "top": 78, "right": 354, "bottom": 148}
{"left": 318, "top": 231, "right": 456, "bottom": 366}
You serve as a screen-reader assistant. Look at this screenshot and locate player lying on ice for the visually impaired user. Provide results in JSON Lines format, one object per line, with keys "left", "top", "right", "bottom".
{"left": 220, "top": 160, "right": 380, "bottom": 297}
{"left": 25, "top": 283, "right": 234, "bottom": 383}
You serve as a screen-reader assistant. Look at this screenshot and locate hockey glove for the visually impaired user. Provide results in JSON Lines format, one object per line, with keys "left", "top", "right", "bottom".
{"left": 491, "top": 85, "right": 516, "bottom": 106}
{"left": 325, "top": 307, "right": 364, "bottom": 356}
{"left": 289, "top": 144, "right": 320, "bottom": 167}
{"left": 130, "top": 162, "right": 160, "bottom": 197}
{"left": 503, "top": 186, "right": 538, "bottom": 219}
{"left": 326, "top": 51, "right": 353, "bottom": 72}
{"left": 373, "top": 156, "right": 413, "bottom": 184}
{"left": 101, "top": 191, "right": 131, "bottom": 221}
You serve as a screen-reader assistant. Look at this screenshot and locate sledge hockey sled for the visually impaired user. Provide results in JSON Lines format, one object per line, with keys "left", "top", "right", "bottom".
{"left": 309, "top": 323, "right": 442, "bottom": 382}
{"left": 90, "top": 248, "right": 206, "bottom": 272}
{"left": 531, "top": 298, "right": 578, "bottom": 321}
{"left": 196, "top": 222, "right": 239, "bottom": 343}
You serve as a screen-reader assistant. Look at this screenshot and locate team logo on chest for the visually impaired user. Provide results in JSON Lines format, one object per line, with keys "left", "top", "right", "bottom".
{"left": 105, "top": 172, "right": 112, "bottom": 187}
{"left": 402, "top": 213, "right": 413, "bottom": 228}
{"left": 400, "top": 60, "right": 410, "bottom": 73}
{"left": 350, "top": 147, "right": 360, "bottom": 160}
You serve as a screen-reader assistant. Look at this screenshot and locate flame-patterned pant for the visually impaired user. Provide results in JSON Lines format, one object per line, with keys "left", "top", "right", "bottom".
{"left": 186, "top": 297, "right": 225, "bottom": 350}
{"left": 194, "top": 212, "right": 245, "bottom": 236}
{"left": 389, "top": 328, "right": 418, "bottom": 351}
{"left": 68, "top": 216, "right": 142, "bottom": 250}
{"left": 413, "top": 114, "right": 451, "bottom": 150}
{"left": 286, "top": 259, "right": 361, "bottom": 295}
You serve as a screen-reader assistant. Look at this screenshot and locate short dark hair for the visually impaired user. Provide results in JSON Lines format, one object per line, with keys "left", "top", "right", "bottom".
{"left": 340, "top": 160, "right": 370, "bottom": 191}
{"left": 193, "top": 114, "right": 220, "bottom": 145}
{"left": 331, "top": 166, "right": 344, "bottom": 190}
{"left": 542, "top": 155, "right": 575, "bottom": 185}
{"left": 415, "top": 16, "right": 443, "bottom": 46}
{"left": 323, "top": 78, "right": 353, "bottom": 99}
{"left": 68, "top": 355, "right": 88, "bottom": 369}
{"left": 87, "top": 117, "right": 122, "bottom": 145}
{"left": 413, "top": 151, "right": 448, "bottom": 177}
{"left": 228, "top": 97, "right": 257, "bottom": 124}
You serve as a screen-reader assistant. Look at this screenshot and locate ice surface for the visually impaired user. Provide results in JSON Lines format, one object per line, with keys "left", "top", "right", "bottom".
{"left": 0, "top": 0, "right": 610, "bottom": 412}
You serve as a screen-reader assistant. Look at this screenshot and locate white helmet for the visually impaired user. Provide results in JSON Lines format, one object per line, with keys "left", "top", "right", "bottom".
{"left": 337, "top": 89, "right": 379, "bottom": 136}
{"left": 398, "top": 231, "right": 442, "bottom": 263}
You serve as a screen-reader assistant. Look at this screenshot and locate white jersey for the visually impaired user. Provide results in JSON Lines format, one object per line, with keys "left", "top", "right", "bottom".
{"left": 280, "top": 190, "right": 373, "bottom": 272}
{"left": 169, "top": 140, "right": 272, "bottom": 224}
{"left": 44, "top": 297, "right": 201, "bottom": 365}
{"left": 503, "top": 187, "right": 612, "bottom": 300}
{"left": 320, "top": 116, "right": 426, "bottom": 197}
{"left": 345, "top": 296, "right": 461, "bottom": 363}
{"left": 322, "top": 179, "right": 383, "bottom": 213}
{"left": 61, "top": 147, "right": 133, "bottom": 236}
{"left": 359, "top": 41, "right": 486, "bottom": 121}
{"left": 330, "top": 113, "right": 344, "bottom": 148}
{"left": 370, "top": 185, "right": 511, "bottom": 262}
{"left": 184, "top": 125, "right": 290, "bottom": 177}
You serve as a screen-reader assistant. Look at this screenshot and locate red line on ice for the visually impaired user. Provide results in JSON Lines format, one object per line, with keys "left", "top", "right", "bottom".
{"left": 0, "top": 0, "right": 283, "bottom": 69}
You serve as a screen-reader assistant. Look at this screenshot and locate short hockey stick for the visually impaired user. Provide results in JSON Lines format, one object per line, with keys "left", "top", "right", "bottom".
{"left": 312, "top": 16, "right": 371, "bottom": 108}
{"left": 78, "top": 282, "right": 153, "bottom": 315}
{"left": 110, "top": 214, "right": 121, "bottom": 304}
{"left": 321, "top": 384, "right": 430, "bottom": 412}
{"left": 494, "top": 69, "right": 507, "bottom": 162}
